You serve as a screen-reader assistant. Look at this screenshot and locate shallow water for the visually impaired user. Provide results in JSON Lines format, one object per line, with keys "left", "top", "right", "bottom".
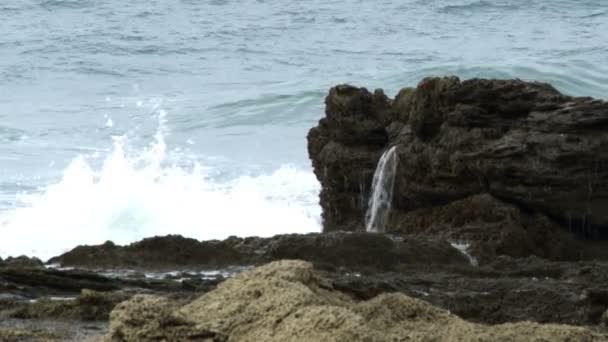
{"left": 1, "top": 0, "right": 607, "bottom": 259}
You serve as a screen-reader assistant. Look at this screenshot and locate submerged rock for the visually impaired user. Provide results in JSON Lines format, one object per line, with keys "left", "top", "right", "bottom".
{"left": 103, "top": 260, "right": 606, "bottom": 342}
{"left": 308, "top": 77, "right": 608, "bottom": 262}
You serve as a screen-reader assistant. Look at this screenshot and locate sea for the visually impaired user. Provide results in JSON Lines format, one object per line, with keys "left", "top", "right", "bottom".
{"left": 1, "top": 0, "right": 607, "bottom": 260}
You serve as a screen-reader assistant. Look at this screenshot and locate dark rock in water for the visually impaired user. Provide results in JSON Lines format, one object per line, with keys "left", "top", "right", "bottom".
{"left": 50, "top": 232, "right": 469, "bottom": 271}
{"left": 48, "top": 235, "right": 245, "bottom": 270}
{"left": 307, "top": 85, "right": 391, "bottom": 232}
{"left": 3, "top": 256, "right": 44, "bottom": 268}
{"left": 308, "top": 77, "right": 608, "bottom": 262}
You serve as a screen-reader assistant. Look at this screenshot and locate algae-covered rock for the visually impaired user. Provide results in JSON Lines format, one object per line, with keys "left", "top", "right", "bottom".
{"left": 104, "top": 260, "right": 607, "bottom": 342}
{"left": 106, "top": 295, "right": 198, "bottom": 341}
{"left": 0, "top": 328, "right": 58, "bottom": 341}
{"left": 10, "top": 289, "right": 128, "bottom": 321}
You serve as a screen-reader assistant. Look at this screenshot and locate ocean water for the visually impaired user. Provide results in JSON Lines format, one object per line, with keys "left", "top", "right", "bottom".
{"left": 1, "top": 0, "right": 607, "bottom": 260}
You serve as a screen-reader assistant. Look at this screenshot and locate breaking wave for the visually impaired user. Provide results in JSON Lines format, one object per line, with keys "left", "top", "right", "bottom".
{"left": 0, "top": 111, "right": 322, "bottom": 261}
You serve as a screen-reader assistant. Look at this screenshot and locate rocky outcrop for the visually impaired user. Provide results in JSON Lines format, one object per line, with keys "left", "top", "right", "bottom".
{"left": 50, "top": 232, "right": 469, "bottom": 271}
{"left": 1, "top": 255, "right": 44, "bottom": 268}
{"left": 38, "top": 234, "right": 608, "bottom": 327}
{"left": 103, "top": 260, "right": 607, "bottom": 342}
{"left": 2, "top": 257, "right": 608, "bottom": 340}
{"left": 308, "top": 77, "right": 608, "bottom": 262}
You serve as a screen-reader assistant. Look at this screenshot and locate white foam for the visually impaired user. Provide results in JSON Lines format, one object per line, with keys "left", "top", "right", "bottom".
{"left": 0, "top": 110, "right": 322, "bottom": 261}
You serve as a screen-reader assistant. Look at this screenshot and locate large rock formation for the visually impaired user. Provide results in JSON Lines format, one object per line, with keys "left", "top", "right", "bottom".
{"left": 308, "top": 77, "right": 608, "bottom": 262}
{"left": 103, "top": 260, "right": 606, "bottom": 342}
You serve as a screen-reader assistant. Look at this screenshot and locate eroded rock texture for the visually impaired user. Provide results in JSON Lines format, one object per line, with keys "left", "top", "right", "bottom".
{"left": 308, "top": 77, "right": 608, "bottom": 262}
{"left": 103, "top": 260, "right": 606, "bottom": 342}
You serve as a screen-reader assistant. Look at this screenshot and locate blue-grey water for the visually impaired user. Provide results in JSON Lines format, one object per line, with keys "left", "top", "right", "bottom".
{"left": 1, "top": 0, "right": 607, "bottom": 259}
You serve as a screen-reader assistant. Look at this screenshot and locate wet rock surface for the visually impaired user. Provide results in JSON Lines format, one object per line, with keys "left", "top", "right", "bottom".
{"left": 3, "top": 232, "right": 608, "bottom": 340}
{"left": 49, "top": 232, "right": 469, "bottom": 271}
{"left": 326, "top": 257, "right": 608, "bottom": 326}
{"left": 0, "top": 256, "right": 224, "bottom": 341}
{"left": 308, "top": 77, "right": 608, "bottom": 262}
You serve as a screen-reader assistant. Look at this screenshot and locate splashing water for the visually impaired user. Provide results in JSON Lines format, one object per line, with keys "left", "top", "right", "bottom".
{"left": 0, "top": 112, "right": 322, "bottom": 261}
{"left": 365, "top": 146, "right": 399, "bottom": 233}
{"left": 449, "top": 241, "right": 479, "bottom": 267}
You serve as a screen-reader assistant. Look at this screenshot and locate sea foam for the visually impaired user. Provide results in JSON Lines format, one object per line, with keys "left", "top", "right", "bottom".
{"left": 0, "top": 110, "right": 321, "bottom": 260}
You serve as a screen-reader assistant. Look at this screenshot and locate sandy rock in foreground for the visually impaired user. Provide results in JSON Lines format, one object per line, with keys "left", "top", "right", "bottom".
{"left": 103, "top": 260, "right": 606, "bottom": 342}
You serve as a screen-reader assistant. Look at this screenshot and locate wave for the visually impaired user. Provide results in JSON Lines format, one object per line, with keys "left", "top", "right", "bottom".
{"left": 0, "top": 110, "right": 321, "bottom": 261}
{"left": 379, "top": 63, "right": 608, "bottom": 99}
{"left": 174, "top": 90, "right": 325, "bottom": 131}
{"left": 39, "top": 0, "right": 95, "bottom": 10}
{"left": 438, "top": 0, "right": 521, "bottom": 13}
{"left": 0, "top": 126, "right": 27, "bottom": 142}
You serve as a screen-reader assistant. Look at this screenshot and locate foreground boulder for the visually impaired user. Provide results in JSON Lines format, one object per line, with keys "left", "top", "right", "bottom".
{"left": 308, "top": 78, "right": 608, "bottom": 262}
{"left": 104, "top": 260, "right": 606, "bottom": 342}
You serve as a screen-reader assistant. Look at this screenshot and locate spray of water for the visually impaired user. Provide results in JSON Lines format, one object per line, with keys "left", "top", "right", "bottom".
{"left": 365, "top": 145, "right": 399, "bottom": 233}
{"left": 0, "top": 110, "right": 321, "bottom": 261}
{"left": 449, "top": 241, "right": 479, "bottom": 267}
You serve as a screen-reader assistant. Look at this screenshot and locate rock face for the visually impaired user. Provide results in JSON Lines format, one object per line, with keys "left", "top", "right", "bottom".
{"left": 308, "top": 77, "right": 608, "bottom": 262}
{"left": 103, "top": 260, "right": 606, "bottom": 342}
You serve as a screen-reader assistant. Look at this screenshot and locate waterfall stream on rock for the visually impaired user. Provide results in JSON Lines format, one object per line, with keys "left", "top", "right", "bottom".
{"left": 365, "top": 146, "right": 399, "bottom": 233}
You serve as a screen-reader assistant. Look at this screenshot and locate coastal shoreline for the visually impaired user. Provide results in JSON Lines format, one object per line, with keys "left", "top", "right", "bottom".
{"left": 3, "top": 77, "right": 608, "bottom": 341}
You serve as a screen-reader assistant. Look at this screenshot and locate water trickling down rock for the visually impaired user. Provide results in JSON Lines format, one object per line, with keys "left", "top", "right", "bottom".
{"left": 365, "top": 145, "right": 399, "bottom": 233}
